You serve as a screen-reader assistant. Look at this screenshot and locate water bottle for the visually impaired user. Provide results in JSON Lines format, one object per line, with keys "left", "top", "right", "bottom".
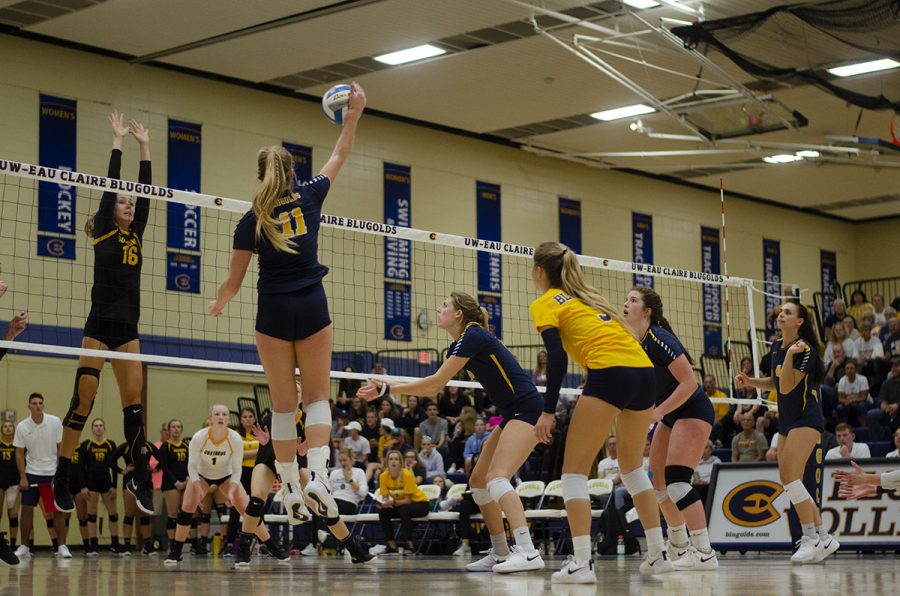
{"left": 212, "top": 533, "right": 222, "bottom": 557}
{"left": 616, "top": 535, "right": 625, "bottom": 556}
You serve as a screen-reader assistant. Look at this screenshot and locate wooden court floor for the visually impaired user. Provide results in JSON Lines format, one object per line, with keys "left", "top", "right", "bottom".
{"left": 2, "top": 552, "right": 897, "bottom": 595}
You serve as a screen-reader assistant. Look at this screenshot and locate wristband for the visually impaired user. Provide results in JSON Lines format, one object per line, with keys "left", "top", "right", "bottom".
{"left": 377, "top": 382, "right": 391, "bottom": 398}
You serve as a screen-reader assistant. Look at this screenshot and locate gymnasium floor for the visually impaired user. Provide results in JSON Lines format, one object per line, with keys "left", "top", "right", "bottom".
{"left": 3, "top": 553, "right": 897, "bottom": 596}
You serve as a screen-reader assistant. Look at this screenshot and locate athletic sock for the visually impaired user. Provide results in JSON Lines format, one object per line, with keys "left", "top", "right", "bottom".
{"left": 689, "top": 528, "right": 711, "bottom": 553}
{"left": 52, "top": 539, "right": 59, "bottom": 549}
{"left": 572, "top": 535, "right": 592, "bottom": 564}
{"left": 801, "top": 523, "right": 816, "bottom": 539}
{"left": 490, "top": 532, "right": 510, "bottom": 557}
{"left": 512, "top": 526, "right": 535, "bottom": 553}
{"left": 123, "top": 404, "right": 149, "bottom": 483}
{"left": 56, "top": 457, "right": 71, "bottom": 480}
{"left": 815, "top": 524, "right": 829, "bottom": 540}
{"left": 111, "top": 536, "right": 119, "bottom": 546}
{"left": 90, "top": 537, "right": 99, "bottom": 548}
{"left": 668, "top": 523, "right": 689, "bottom": 547}
{"left": 646, "top": 527, "right": 665, "bottom": 558}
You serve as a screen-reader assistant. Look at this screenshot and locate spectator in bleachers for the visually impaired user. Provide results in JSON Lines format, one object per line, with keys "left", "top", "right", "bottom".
{"left": 704, "top": 375, "right": 729, "bottom": 447}
{"left": 418, "top": 436, "right": 445, "bottom": 483}
{"left": 438, "top": 386, "right": 469, "bottom": 427}
{"left": 847, "top": 290, "right": 874, "bottom": 327}
{"left": 878, "top": 308, "right": 896, "bottom": 341}
{"left": 343, "top": 421, "right": 370, "bottom": 471}
{"left": 693, "top": 440, "right": 720, "bottom": 505}
{"left": 825, "top": 322, "right": 858, "bottom": 362}
{"left": 361, "top": 409, "right": 381, "bottom": 459}
{"left": 731, "top": 413, "right": 766, "bottom": 462}
{"left": 447, "top": 406, "right": 478, "bottom": 474}
{"left": 331, "top": 410, "right": 348, "bottom": 453}
{"left": 375, "top": 450, "right": 430, "bottom": 554}
{"left": 463, "top": 417, "right": 490, "bottom": 476}
{"left": 867, "top": 357, "right": 900, "bottom": 441}
{"left": 836, "top": 359, "right": 871, "bottom": 427}
{"left": 329, "top": 450, "right": 368, "bottom": 515}
{"left": 379, "top": 398, "right": 400, "bottom": 423}
{"left": 336, "top": 367, "right": 362, "bottom": 410}
{"left": 821, "top": 342, "right": 849, "bottom": 428}
{"left": 825, "top": 423, "right": 871, "bottom": 460}
{"left": 417, "top": 403, "right": 448, "bottom": 455}
{"left": 597, "top": 436, "right": 630, "bottom": 511}
{"left": 883, "top": 317, "right": 900, "bottom": 359}
{"left": 842, "top": 316, "right": 860, "bottom": 341}
{"left": 886, "top": 428, "right": 899, "bottom": 458}
{"left": 346, "top": 397, "right": 367, "bottom": 425}
{"left": 397, "top": 395, "right": 426, "bottom": 434}
{"left": 856, "top": 322, "right": 885, "bottom": 377}
{"left": 403, "top": 449, "right": 425, "bottom": 484}
{"left": 532, "top": 350, "right": 548, "bottom": 387}
{"left": 824, "top": 298, "right": 848, "bottom": 342}
{"left": 872, "top": 294, "right": 888, "bottom": 326}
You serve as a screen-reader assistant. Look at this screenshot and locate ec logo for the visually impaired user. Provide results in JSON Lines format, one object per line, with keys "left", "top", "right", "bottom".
{"left": 46, "top": 238, "right": 66, "bottom": 256}
{"left": 390, "top": 324, "right": 406, "bottom": 340}
{"left": 723, "top": 481, "right": 783, "bottom": 527}
{"left": 174, "top": 274, "right": 192, "bottom": 291}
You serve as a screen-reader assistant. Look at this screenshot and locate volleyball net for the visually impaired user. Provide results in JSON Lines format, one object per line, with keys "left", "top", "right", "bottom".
{"left": 0, "top": 159, "right": 771, "bottom": 405}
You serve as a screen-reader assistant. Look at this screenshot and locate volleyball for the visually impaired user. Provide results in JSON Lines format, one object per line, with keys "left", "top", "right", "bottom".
{"left": 322, "top": 84, "right": 351, "bottom": 125}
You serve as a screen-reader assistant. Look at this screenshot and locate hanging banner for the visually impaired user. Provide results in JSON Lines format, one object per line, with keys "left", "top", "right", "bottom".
{"left": 477, "top": 181, "right": 502, "bottom": 293}
{"left": 632, "top": 212, "right": 653, "bottom": 288}
{"left": 701, "top": 226, "right": 723, "bottom": 356}
{"left": 166, "top": 252, "right": 201, "bottom": 293}
{"left": 763, "top": 239, "right": 781, "bottom": 333}
{"left": 37, "top": 94, "right": 77, "bottom": 259}
{"left": 283, "top": 141, "right": 312, "bottom": 185}
{"left": 384, "top": 163, "right": 412, "bottom": 341}
{"left": 384, "top": 282, "right": 411, "bottom": 341}
{"left": 558, "top": 197, "right": 582, "bottom": 254}
{"left": 166, "top": 119, "right": 202, "bottom": 253}
{"left": 478, "top": 294, "right": 503, "bottom": 340}
{"left": 820, "top": 250, "right": 838, "bottom": 318}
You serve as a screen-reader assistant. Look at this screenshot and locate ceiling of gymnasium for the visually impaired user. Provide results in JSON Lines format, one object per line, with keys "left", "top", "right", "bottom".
{"left": 2, "top": 0, "right": 899, "bottom": 221}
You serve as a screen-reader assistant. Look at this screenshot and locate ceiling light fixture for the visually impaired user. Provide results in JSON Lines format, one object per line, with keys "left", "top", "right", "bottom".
{"left": 591, "top": 104, "right": 656, "bottom": 121}
{"left": 826, "top": 58, "right": 900, "bottom": 78}
{"left": 762, "top": 154, "right": 803, "bottom": 164}
{"left": 795, "top": 150, "right": 820, "bottom": 158}
{"left": 374, "top": 44, "right": 446, "bottom": 66}
{"left": 623, "top": 0, "right": 661, "bottom": 8}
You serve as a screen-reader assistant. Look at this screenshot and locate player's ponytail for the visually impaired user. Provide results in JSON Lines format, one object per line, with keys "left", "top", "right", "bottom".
{"left": 252, "top": 146, "right": 295, "bottom": 253}
{"left": 534, "top": 242, "right": 638, "bottom": 341}
{"left": 790, "top": 301, "right": 825, "bottom": 386}
{"left": 632, "top": 286, "right": 694, "bottom": 365}
{"left": 450, "top": 291, "right": 490, "bottom": 332}
{"left": 84, "top": 214, "right": 95, "bottom": 238}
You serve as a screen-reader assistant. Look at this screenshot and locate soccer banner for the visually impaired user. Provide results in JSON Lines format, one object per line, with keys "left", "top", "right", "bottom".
{"left": 167, "top": 119, "right": 202, "bottom": 292}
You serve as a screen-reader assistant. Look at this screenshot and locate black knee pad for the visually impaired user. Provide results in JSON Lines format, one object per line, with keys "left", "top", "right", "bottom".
{"left": 79, "top": 519, "right": 88, "bottom": 528}
{"left": 664, "top": 465, "right": 695, "bottom": 485}
{"left": 124, "top": 516, "right": 135, "bottom": 526}
{"left": 87, "top": 514, "right": 98, "bottom": 524}
{"left": 108, "top": 514, "right": 119, "bottom": 523}
{"left": 665, "top": 464, "right": 701, "bottom": 511}
{"left": 177, "top": 510, "right": 194, "bottom": 527}
{"left": 167, "top": 517, "right": 177, "bottom": 530}
{"left": 323, "top": 516, "right": 340, "bottom": 527}
{"left": 9, "top": 517, "right": 18, "bottom": 528}
{"left": 245, "top": 497, "right": 265, "bottom": 519}
{"left": 200, "top": 513, "right": 211, "bottom": 524}
{"left": 45, "top": 518, "right": 54, "bottom": 529}
{"left": 140, "top": 516, "right": 150, "bottom": 527}
{"left": 64, "top": 368, "right": 100, "bottom": 431}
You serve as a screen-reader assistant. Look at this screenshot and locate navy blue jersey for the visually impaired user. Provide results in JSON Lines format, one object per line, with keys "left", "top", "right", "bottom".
{"left": 448, "top": 324, "right": 540, "bottom": 414}
{"left": 233, "top": 175, "right": 331, "bottom": 294}
{"left": 641, "top": 326, "right": 704, "bottom": 405}
{"left": 770, "top": 339, "right": 821, "bottom": 423}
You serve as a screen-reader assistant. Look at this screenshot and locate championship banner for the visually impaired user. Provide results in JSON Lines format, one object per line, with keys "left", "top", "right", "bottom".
{"left": 166, "top": 252, "right": 201, "bottom": 293}
{"left": 558, "top": 197, "right": 582, "bottom": 254}
{"left": 632, "top": 212, "right": 653, "bottom": 288}
{"left": 476, "top": 182, "right": 502, "bottom": 294}
{"left": 707, "top": 458, "right": 897, "bottom": 550}
{"left": 763, "top": 239, "right": 781, "bottom": 332}
{"left": 384, "top": 282, "right": 411, "bottom": 342}
{"left": 283, "top": 141, "right": 312, "bottom": 184}
{"left": 701, "top": 226, "right": 723, "bottom": 356}
{"left": 478, "top": 294, "right": 503, "bottom": 340}
{"left": 167, "top": 119, "right": 202, "bottom": 293}
{"left": 820, "top": 250, "right": 838, "bottom": 318}
{"left": 384, "top": 163, "right": 412, "bottom": 341}
{"left": 37, "top": 94, "right": 77, "bottom": 259}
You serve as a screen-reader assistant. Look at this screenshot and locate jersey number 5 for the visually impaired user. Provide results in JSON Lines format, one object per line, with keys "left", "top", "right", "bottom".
{"left": 122, "top": 245, "right": 138, "bottom": 265}
{"left": 278, "top": 207, "right": 308, "bottom": 238}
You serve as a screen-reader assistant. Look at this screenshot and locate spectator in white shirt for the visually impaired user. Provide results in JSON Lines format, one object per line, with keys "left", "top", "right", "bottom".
{"left": 13, "top": 393, "right": 69, "bottom": 559}
{"left": 343, "top": 422, "right": 371, "bottom": 469}
{"left": 855, "top": 323, "right": 885, "bottom": 366}
{"left": 825, "top": 423, "right": 872, "bottom": 460}
{"left": 329, "top": 450, "right": 368, "bottom": 514}
{"left": 836, "top": 359, "right": 871, "bottom": 427}
{"left": 872, "top": 294, "right": 887, "bottom": 326}
{"left": 417, "top": 436, "right": 445, "bottom": 482}
{"left": 825, "top": 323, "right": 858, "bottom": 362}
{"left": 886, "top": 428, "right": 900, "bottom": 459}
{"left": 596, "top": 436, "right": 620, "bottom": 483}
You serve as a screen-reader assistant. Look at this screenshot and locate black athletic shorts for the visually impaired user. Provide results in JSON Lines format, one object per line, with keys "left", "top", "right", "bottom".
{"left": 84, "top": 317, "right": 138, "bottom": 350}
{"left": 498, "top": 394, "right": 544, "bottom": 428}
{"left": 660, "top": 390, "right": 715, "bottom": 428}
{"left": 581, "top": 367, "right": 655, "bottom": 411}
{"left": 256, "top": 282, "right": 331, "bottom": 341}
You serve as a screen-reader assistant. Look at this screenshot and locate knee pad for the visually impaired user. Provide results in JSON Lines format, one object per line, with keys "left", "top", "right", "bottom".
{"left": 784, "top": 479, "right": 812, "bottom": 505}
{"left": 167, "top": 517, "right": 177, "bottom": 530}
{"left": 45, "top": 518, "right": 54, "bottom": 529}
{"left": 304, "top": 400, "right": 331, "bottom": 428}
{"left": 9, "top": 517, "right": 18, "bottom": 529}
{"left": 214, "top": 504, "right": 227, "bottom": 517}
{"left": 621, "top": 468, "right": 653, "bottom": 497}
{"left": 655, "top": 489, "right": 670, "bottom": 504}
{"left": 323, "top": 515, "right": 340, "bottom": 526}
{"left": 63, "top": 368, "right": 100, "bottom": 431}
{"left": 140, "top": 516, "right": 150, "bottom": 527}
{"left": 271, "top": 411, "right": 298, "bottom": 441}
{"left": 245, "top": 497, "right": 265, "bottom": 519}
{"left": 200, "top": 513, "right": 212, "bottom": 525}
{"left": 665, "top": 465, "right": 699, "bottom": 510}
{"left": 471, "top": 487, "right": 493, "bottom": 506}
{"left": 177, "top": 510, "right": 193, "bottom": 527}
{"left": 561, "top": 473, "right": 589, "bottom": 503}
{"left": 87, "top": 514, "right": 98, "bottom": 524}
{"left": 124, "top": 516, "right": 134, "bottom": 526}
{"left": 108, "top": 514, "right": 118, "bottom": 523}
{"left": 487, "top": 477, "right": 515, "bottom": 503}
{"left": 79, "top": 519, "right": 88, "bottom": 528}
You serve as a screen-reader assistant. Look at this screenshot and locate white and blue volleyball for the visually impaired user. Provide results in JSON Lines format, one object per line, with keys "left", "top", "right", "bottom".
{"left": 322, "top": 84, "right": 351, "bottom": 125}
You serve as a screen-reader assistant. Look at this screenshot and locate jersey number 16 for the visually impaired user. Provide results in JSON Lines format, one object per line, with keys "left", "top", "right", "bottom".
{"left": 122, "top": 245, "right": 138, "bottom": 265}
